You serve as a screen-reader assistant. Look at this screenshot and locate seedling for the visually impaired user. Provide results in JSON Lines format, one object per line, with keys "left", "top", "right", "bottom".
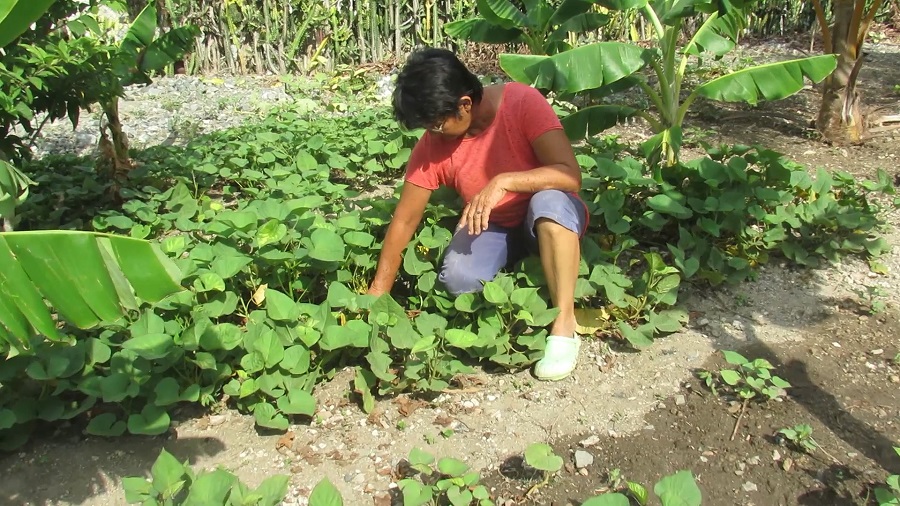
{"left": 700, "top": 351, "right": 791, "bottom": 441}
{"left": 706, "top": 351, "right": 791, "bottom": 402}
{"left": 523, "top": 443, "right": 563, "bottom": 497}
{"left": 854, "top": 285, "right": 888, "bottom": 314}
{"left": 777, "top": 424, "right": 818, "bottom": 453}
{"left": 400, "top": 447, "right": 495, "bottom": 506}
{"left": 777, "top": 423, "right": 842, "bottom": 464}
{"left": 124, "top": 449, "right": 288, "bottom": 505}
{"left": 874, "top": 447, "right": 900, "bottom": 506}
{"left": 582, "top": 470, "right": 702, "bottom": 506}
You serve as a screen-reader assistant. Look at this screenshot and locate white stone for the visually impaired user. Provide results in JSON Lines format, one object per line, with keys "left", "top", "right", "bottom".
{"left": 574, "top": 450, "right": 594, "bottom": 469}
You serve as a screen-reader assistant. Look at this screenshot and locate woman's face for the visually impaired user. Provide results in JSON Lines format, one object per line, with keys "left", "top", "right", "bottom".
{"left": 428, "top": 97, "right": 473, "bottom": 138}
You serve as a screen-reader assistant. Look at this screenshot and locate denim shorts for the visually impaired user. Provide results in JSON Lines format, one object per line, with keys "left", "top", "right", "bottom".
{"left": 438, "top": 189, "right": 588, "bottom": 295}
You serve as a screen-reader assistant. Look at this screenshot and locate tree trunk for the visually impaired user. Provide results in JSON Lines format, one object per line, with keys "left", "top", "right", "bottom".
{"left": 99, "top": 98, "right": 133, "bottom": 187}
{"left": 815, "top": 0, "right": 873, "bottom": 144}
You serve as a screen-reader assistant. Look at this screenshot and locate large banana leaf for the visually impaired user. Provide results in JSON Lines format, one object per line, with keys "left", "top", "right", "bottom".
{"left": 119, "top": 3, "right": 157, "bottom": 59}
{"left": 0, "top": 232, "right": 184, "bottom": 356}
{"left": 140, "top": 25, "right": 200, "bottom": 73}
{"left": 550, "top": 12, "right": 611, "bottom": 40}
{"left": 0, "top": 160, "right": 34, "bottom": 222}
{"left": 0, "top": 0, "right": 56, "bottom": 48}
{"left": 694, "top": 55, "right": 837, "bottom": 105}
{"left": 477, "top": 0, "right": 530, "bottom": 29}
{"left": 444, "top": 18, "right": 523, "bottom": 43}
{"left": 683, "top": 11, "right": 744, "bottom": 56}
{"left": 561, "top": 105, "right": 640, "bottom": 140}
{"left": 500, "top": 42, "right": 649, "bottom": 94}
{"left": 548, "top": 0, "right": 597, "bottom": 25}
{"left": 595, "top": 0, "right": 649, "bottom": 9}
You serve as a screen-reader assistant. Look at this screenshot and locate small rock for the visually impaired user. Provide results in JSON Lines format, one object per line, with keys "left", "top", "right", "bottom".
{"left": 579, "top": 435, "right": 600, "bottom": 447}
{"left": 746, "top": 456, "right": 760, "bottom": 466}
{"left": 578, "top": 468, "right": 589, "bottom": 476}
{"left": 772, "top": 450, "right": 781, "bottom": 461}
{"left": 871, "top": 349, "right": 884, "bottom": 355}
{"left": 675, "top": 395, "right": 686, "bottom": 406}
{"left": 575, "top": 450, "right": 594, "bottom": 469}
{"left": 847, "top": 452, "right": 859, "bottom": 458}
{"left": 832, "top": 342, "right": 842, "bottom": 348}
{"left": 742, "top": 481, "right": 758, "bottom": 493}
{"left": 732, "top": 320, "right": 744, "bottom": 331}
{"left": 352, "top": 473, "right": 366, "bottom": 484}
{"left": 343, "top": 472, "right": 355, "bottom": 483}
{"left": 698, "top": 318, "right": 710, "bottom": 327}
{"left": 208, "top": 414, "right": 226, "bottom": 426}
{"left": 890, "top": 375, "right": 899, "bottom": 384}
{"left": 782, "top": 458, "right": 793, "bottom": 472}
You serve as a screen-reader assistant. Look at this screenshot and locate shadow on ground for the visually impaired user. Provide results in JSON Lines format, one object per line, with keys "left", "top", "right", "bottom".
{"left": 0, "top": 433, "right": 226, "bottom": 506}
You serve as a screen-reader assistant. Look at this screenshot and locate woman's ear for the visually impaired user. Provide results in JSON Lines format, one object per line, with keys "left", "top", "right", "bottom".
{"left": 458, "top": 96, "right": 473, "bottom": 112}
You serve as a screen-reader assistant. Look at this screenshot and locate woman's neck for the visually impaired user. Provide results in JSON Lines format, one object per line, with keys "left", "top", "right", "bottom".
{"left": 465, "top": 87, "right": 499, "bottom": 137}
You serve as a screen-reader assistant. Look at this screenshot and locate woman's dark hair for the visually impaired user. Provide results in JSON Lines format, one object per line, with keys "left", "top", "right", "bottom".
{"left": 392, "top": 48, "right": 484, "bottom": 130}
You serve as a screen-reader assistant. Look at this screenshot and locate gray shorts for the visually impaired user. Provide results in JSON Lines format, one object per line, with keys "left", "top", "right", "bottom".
{"left": 438, "top": 189, "right": 588, "bottom": 296}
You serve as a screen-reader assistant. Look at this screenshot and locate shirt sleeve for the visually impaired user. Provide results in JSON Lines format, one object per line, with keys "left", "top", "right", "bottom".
{"left": 517, "top": 83, "right": 563, "bottom": 143}
{"left": 403, "top": 134, "right": 441, "bottom": 190}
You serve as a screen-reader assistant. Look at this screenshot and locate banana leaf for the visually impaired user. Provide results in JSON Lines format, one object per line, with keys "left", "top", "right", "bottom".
{"left": 476, "top": 0, "right": 530, "bottom": 29}
{"left": 500, "top": 42, "right": 649, "bottom": 94}
{"left": 562, "top": 105, "right": 640, "bottom": 140}
{"left": 683, "top": 11, "right": 744, "bottom": 56}
{"left": 140, "top": 25, "right": 200, "bottom": 73}
{"left": 0, "top": 231, "right": 184, "bottom": 357}
{"left": 550, "top": 13, "right": 611, "bottom": 40}
{"left": 0, "top": 0, "right": 56, "bottom": 48}
{"left": 444, "top": 18, "right": 523, "bottom": 43}
{"left": 595, "top": 0, "right": 650, "bottom": 10}
{"left": 694, "top": 55, "right": 837, "bottom": 105}
{"left": 548, "top": 0, "right": 597, "bottom": 26}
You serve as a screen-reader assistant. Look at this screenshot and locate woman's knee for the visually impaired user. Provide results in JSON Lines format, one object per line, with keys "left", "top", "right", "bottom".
{"left": 438, "top": 260, "right": 487, "bottom": 296}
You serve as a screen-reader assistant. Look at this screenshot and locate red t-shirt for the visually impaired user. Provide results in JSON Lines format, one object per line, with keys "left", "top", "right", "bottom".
{"left": 404, "top": 82, "right": 564, "bottom": 228}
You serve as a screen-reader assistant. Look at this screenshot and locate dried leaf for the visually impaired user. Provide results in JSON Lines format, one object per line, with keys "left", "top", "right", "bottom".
{"left": 275, "top": 430, "right": 295, "bottom": 451}
{"left": 252, "top": 283, "right": 268, "bottom": 306}
{"left": 575, "top": 307, "right": 610, "bottom": 334}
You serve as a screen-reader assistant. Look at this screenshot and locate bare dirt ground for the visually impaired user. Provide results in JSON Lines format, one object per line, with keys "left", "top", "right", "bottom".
{"left": 2, "top": 39, "right": 899, "bottom": 506}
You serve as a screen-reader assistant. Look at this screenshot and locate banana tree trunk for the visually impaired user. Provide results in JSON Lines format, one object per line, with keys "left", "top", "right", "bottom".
{"left": 815, "top": 0, "right": 879, "bottom": 144}
{"left": 99, "top": 98, "right": 133, "bottom": 182}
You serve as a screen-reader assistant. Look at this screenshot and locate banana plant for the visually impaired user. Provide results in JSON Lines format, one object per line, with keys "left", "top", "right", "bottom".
{"left": 444, "top": 0, "right": 611, "bottom": 55}
{"left": 100, "top": 3, "right": 199, "bottom": 176}
{"left": 0, "top": 159, "right": 35, "bottom": 232}
{"left": 499, "top": 0, "right": 838, "bottom": 169}
{"left": 0, "top": 231, "right": 184, "bottom": 357}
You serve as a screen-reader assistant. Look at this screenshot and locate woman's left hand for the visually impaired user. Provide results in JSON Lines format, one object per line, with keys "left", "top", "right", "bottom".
{"left": 459, "top": 176, "right": 507, "bottom": 235}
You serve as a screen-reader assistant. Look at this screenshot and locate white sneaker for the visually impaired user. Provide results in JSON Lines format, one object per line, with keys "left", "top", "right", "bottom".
{"left": 534, "top": 334, "right": 581, "bottom": 381}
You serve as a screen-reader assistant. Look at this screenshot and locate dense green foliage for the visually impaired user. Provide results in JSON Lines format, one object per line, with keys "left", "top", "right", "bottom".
{"left": 0, "top": 86, "right": 892, "bottom": 449}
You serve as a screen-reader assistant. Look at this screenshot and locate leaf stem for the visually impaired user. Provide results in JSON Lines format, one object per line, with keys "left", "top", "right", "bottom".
{"left": 641, "top": 4, "right": 665, "bottom": 40}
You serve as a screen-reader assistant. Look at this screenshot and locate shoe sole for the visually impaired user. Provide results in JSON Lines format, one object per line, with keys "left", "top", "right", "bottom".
{"left": 535, "top": 367, "right": 576, "bottom": 382}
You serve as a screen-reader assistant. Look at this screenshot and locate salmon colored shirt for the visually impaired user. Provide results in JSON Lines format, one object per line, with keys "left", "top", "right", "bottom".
{"left": 404, "top": 82, "right": 564, "bottom": 228}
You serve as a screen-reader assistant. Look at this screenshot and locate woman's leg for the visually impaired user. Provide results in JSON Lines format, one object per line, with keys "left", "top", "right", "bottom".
{"left": 524, "top": 190, "right": 587, "bottom": 380}
{"left": 439, "top": 223, "right": 523, "bottom": 295}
